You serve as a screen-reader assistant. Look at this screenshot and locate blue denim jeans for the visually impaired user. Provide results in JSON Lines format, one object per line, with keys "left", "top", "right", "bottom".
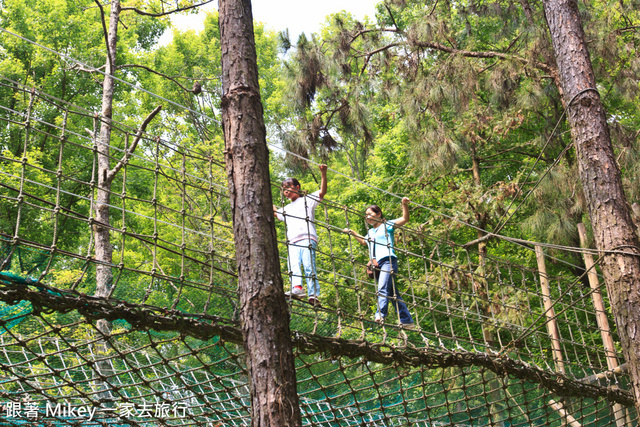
{"left": 376, "top": 257, "right": 413, "bottom": 324}
{"left": 287, "top": 239, "right": 320, "bottom": 297}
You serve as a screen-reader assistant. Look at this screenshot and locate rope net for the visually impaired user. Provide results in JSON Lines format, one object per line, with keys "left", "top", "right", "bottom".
{"left": 0, "top": 33, "right": 637, "bottom": 426}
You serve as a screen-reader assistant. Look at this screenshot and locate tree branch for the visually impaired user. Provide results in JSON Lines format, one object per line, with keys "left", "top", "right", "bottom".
{"left": 428, "top": 0, "right": 440, "bottom": 17}
{"left": 116, "top": 64, "right": 207, "bottom": 93}
{"left": 411, "top": 40, "right": 557, "bottom": 77}
{"left": 384, "top": 3, "right": 400, "bottom": 31}
{"left": 462, "top": 233, "right": 495, "bottom": 248}
{"left": 351, "top": 34, "right": 557, "bottom": 86}
{"left": 94, "top": 0, "right": 110, "bottom": 63}
{"left": 107, "top": 105, "right": 162, "bottom": 181}
{"left": 69, "top": 63, "right": 106, "bottom": 73}
{"left": 121, "top": 0, "right": 215, "bottom": 17}
{"left": 349, "top": 27, "right": 399, "bottom": 44}
{"left": 616, "top": 25, "right": 640, "bottom": 34}
{"left": 358, "top": 43, "right": 402, "bottom": 75}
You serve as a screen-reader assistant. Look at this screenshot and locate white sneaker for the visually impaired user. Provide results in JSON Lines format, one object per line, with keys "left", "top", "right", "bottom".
{"left": 285, "top": 286, "right": 306, "bottom": 300}
{"left": 374, "top": 313, "right": 384, "bottom": 324}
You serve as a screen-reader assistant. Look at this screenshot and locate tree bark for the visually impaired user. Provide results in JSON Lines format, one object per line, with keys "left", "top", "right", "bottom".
{"left": 218, "top": 0, "right": 302, "bottom": 425}
{"left": 543, "top": 0, "right": 640, "bottom": 410}
{"left": 94, "top": 0, "right": 119, "bottom": 305}
{"left": 92, "top": 0, "right": 121, "bottom": 405}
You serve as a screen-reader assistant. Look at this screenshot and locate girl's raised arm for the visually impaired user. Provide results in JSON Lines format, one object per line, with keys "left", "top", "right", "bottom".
{"left": 392, "top": 197, "right": 410, "bottom": 227}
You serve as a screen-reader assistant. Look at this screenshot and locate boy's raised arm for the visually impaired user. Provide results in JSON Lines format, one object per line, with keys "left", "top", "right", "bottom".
{"left": 318, "top": 164, "right": 328, "bottom": 199}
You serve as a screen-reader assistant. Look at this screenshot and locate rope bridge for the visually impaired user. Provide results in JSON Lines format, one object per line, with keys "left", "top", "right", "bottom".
{"left": 0, "top": 33, "right": 637, "bottom": 426}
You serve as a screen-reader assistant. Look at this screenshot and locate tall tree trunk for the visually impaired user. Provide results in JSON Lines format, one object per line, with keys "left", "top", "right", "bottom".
{"left": 93, "top": 0, "right": 120, "bottom": 403}
{"left": 543, "top": 0, "right": 640, "bottom": 410}
{"left": 94, "top": 0, "right": 119, "bottom": 304}
{"left": 218, "top": 0, "right": 302, "bottom": 425}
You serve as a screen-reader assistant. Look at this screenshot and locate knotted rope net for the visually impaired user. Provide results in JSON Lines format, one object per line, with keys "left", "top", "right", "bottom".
{"left": 0, "top": 31, "right": 636, "bottom": 426}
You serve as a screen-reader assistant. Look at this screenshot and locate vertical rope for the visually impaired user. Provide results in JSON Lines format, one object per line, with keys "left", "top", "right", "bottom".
{"left": 400, "top": 230, "right": 418, "bottom": 328}
{"left": 38, "top": 105, "right": 67, "bottom": 282}
{"left": 12, "top": 89, "right": 35, "bottom": 243}
{"left": 144, "top": 136, "right": 161, "bottom": 304}
{"left": 322, "top": 202, "right": 336, "bottom": 311}
{"left": 203, "top": 154, "right": 216, "bottom": 314}
{"left": 173, "top": 149, "right": 188, "bottom": 310}
{"left": 111, "top": 132, "right": 129, "bottom": 299}
{"left": 51, "top": 107, "right": 67, "bottom": 249}
{"left": 343, "top": 206, "right": 365, "bottom": 338}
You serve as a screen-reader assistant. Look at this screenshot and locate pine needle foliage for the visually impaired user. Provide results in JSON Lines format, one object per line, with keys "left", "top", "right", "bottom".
{"left": 278, "top": 0, "right": 640, "bottom": 249}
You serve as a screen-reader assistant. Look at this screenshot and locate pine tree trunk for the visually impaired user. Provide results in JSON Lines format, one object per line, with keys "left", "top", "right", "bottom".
{"left": 218, "top": 0, "right": 302, "bottom": 425}
{"left": 543, "top": 0, "right": 640, "bottom": 410}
